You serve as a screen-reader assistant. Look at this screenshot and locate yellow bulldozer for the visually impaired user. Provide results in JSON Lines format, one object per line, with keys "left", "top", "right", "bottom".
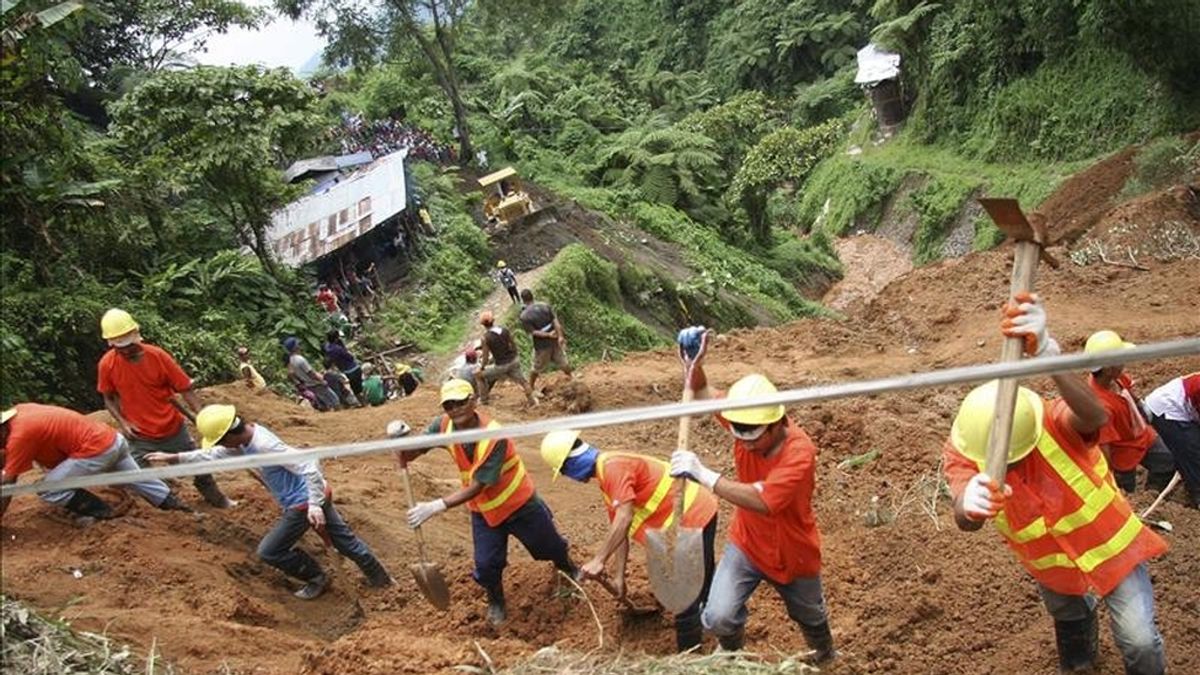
{"left": 478, "top": 167, "right": 554, "bottom": 229}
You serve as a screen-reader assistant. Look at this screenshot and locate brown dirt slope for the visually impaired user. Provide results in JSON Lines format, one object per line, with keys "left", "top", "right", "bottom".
{"left": 2, "top": 159, "right": 1199, "bottom": 674}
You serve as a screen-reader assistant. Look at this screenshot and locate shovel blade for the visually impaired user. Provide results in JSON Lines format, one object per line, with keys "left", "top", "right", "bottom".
{"left": 410, "top": 562, "right": 451, "bottom": 611}
{"left": 643, "top": 526, "right": 705, "bottom": 614}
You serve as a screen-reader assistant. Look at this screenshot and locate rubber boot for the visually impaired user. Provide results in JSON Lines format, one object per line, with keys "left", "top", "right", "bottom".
{"left": 717, "top": 627, "right": 745, "bottom": 652}
{"left": 1054, "top": 610, "right": 1099, "bottom": 672}
{"left": 485, "top": 586, "right": 507, "bottom": 626}
{"left": 799, "top": 620, "right": 837, "bottom": 665}
{"left": 295, "top": 573, "right": 329, "bottom": 600}
{"left": 156, "top": 492, "right": 193, "bottom": 512}
{"left": 359, "top": 556, "right": 394, "bottom": 588}
{"left": 674, "top": 616, "right": 703, "bottom": 653}
{"left": 193, "top": 474, "right": 232, "bottom": 508}
{"left": 64, "top": 490, "right": 115, "bottom": 520}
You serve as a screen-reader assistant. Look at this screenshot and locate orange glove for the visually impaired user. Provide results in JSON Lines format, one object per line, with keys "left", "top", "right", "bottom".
{"left": 1001, "top": 292, "right": 1060, "bottom": 357}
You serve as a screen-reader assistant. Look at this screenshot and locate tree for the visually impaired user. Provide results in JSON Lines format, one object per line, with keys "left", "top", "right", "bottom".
{"left": 279, "top": 0, "right": 476, "bottom": 163}
{"left": 109, "top": 66, "right": 322, "bottom": 276}
{"left": 731, "top": 119, "right": 844, "bottom": 241}
{"left": 594, "top": 120, "right": 721, "bottom": 210}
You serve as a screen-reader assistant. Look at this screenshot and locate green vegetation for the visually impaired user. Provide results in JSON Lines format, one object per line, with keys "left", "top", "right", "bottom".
{"left": 1120, "top": 136, "right": 1200, "bottom": 200}
{"left": 909, "top": 175, "right": 977, "bottom": 265}
{"left": 523, "top": 245, "right": 666, "bottom": 363}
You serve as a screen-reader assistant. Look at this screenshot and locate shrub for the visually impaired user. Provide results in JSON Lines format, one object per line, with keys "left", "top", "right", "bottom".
{"left": 909, "top": 176, "right": 978, "bottom": 265}
{"left": 796, "top": 156, "right": 904, "bottom": 235}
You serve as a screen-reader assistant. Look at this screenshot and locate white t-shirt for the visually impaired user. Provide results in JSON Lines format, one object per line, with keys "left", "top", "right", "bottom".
{"left": 1145, "top": 375, "right": 1200, "bottom": 423}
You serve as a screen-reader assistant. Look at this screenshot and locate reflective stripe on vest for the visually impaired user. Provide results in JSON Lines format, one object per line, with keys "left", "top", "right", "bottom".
{"left": 985, "top": 428, "right": 1153, "bottom": 583}
{"left": 441, "top": 414, "right": 534, "bottom": 524}
{"left": 596, "top": 452, "right": 702, "bottom": 539}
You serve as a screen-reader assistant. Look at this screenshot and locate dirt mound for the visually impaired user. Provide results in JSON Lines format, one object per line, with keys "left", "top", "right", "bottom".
{"left": 1070, "top": 185, "right": 1200, "bottom": 266}
{"left": 1037, "top": 146, "right": 1137, "bottom": 244}
{"left": 822, "top": 235, "right": 913, "bottom": 313}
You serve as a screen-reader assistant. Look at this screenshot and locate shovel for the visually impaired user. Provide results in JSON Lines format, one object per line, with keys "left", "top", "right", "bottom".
{"left": 1139, "top": 471, "right": 1181, "bottom": 531}
{"left": 643, "top": 382, "right": 705, "bottom": 615}
{"left": 397, "top": 457, "right": 452, "bottom": 611}
{"left": 977, "top": 199, "right": 1056, "bottom": 490}
{"left": 593, "top": 576, "right": 659, "bottom": 617}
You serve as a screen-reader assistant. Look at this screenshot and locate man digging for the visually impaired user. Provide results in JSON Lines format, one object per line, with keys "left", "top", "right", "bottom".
{"left": 396, "top": 379, "right": 576, "bottom": 625}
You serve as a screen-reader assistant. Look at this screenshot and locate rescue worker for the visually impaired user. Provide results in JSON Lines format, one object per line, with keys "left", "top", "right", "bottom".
{"left": 668, "top": 327, "right": 835, "bottom": 663}
{"left": 477, "top": 310, "right": 537, "bottom": 406}
{"left": 518, "top": 289, "right": 573, "bottom": 390}
{"left": 1084, "top": 330, "right": 1175, "bottom": 493}
{"left": 539, "top": 430, "right": 718, "bottom": 651}
{"left": 496, "top": 261, "right": 519, "bottom": 304}
{"left": 397, "top": 378, "right": 575, "bottom": 625}
{"left": 1143, "top": 372, "right": 1200, "bottom": 508}
{"left": 944, "top": 294, "right": 1167, "bottom": 674}
{"left": 146, "top": 405, "right": 393, "bottom": 599}
{"left": 97, "top": 308, "right": 232, "bottom": 508}
{"left": 1, "top": 404, "right": 189, "bottom": 520}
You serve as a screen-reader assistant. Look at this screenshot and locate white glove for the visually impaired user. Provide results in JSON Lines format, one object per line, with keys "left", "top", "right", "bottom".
{"left": 406, "top": 499, "right": 447, "bottom": 529}
{"left": 669, "top": 450, "right": 721, "bottom": 490}
{"left": 961, "top": 473, "right": 1011, "bottom": 522}
{"left": 1001, "top": 292, "right": 1060, "bottom": 357}
{"left": 306, "top": 505, "right": 326, "bottom": 529}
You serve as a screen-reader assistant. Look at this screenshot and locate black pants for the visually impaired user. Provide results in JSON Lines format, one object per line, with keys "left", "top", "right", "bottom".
{"left": 1149, "top": 413, "right": 1200, "bottom": 505}
{"left": 504, "top": 285, "right": 520, "bottom": 304}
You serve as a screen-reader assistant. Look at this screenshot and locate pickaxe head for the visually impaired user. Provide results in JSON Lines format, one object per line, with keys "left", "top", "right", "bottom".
{"left": 978, "top": 198, "right": 1059, "bottom": 268}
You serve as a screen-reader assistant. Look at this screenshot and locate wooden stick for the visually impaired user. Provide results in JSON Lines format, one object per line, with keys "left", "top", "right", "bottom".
{"left": 1140, "top": 472, "right": 1183, "bottom": 520}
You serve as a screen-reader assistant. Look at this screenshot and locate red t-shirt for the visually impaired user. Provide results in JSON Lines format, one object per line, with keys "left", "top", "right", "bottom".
{"left": 716, "top": 411, "right": 822, "bottom": 584}
{"left": 2, "top": 403, "right": 116, "bottom": 478}
{"left": 1090, "top": 374, "right": 1158, "bottom": 471}
{"left": 1185, "top": 373, "right": 1200, "bottom": 413}
{"left": 597, "top": 453, "right": 718, "bottom": 543}
{"left": 316, "top": 289, "right": 338, "bottom": 312}
{"left": 96, "top": 344, "right": 193, "bottom": 440}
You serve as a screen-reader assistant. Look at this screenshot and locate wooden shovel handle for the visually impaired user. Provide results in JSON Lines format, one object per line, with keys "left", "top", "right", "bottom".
{"left": 673, "top": 383, "right": 695, "bottom": 528}
{"left": 398, "top": 462, "right": 431, "bottom": 564}
{"left": 984, "top": 240, "right": 1042, "bottom": 488}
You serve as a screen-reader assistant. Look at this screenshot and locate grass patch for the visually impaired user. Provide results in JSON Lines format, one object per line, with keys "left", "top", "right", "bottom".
{"left": 909, "top": 175, "right": 978, "bottom": 265}
{"left": 1120, "top": 136, "right": 1199, "bottom": 200}
{"left": 795, "top": 156, "right": 904, "bottom": 235}
{"left": 2, "top": 596, "right": 171, "bottom": 674}
{"left": 506, "top": 645, "right": 820, "bottom": 674}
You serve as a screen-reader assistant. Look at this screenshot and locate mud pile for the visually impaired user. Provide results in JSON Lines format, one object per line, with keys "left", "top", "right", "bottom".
{"left": 2, "top": 160, "right": 1198, "bottom": 673}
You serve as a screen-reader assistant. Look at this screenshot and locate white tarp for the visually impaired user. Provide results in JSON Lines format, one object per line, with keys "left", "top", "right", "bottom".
{"left": 268, "top": 149, "right": 408, "bottom": 267}
{"left": 855, "top": 43, "right": 901, "bottom": 84}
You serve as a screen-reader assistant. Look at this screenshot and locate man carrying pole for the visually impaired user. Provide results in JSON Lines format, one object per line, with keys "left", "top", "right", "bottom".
{"left": 398, "top": 379, "right": 576, "bottom": 625}
{"left": 97, "top": 309, "right": 232, "bottom": 508}
{"left": 943, "top": 296, "right": 1167, "bottom": 674}
{"left": 668, "top": 327, "right": 835, "bottom": 663}
{"left": 539, "top": 429, "right": 718, "bottom": 651}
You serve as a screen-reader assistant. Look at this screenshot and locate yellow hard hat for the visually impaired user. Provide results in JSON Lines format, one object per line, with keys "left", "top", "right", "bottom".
{"left": 540, "top": 429, "right": 581, "bottom": 480}
{"left": 440, "top": 378, "right": 474, "bottom": 404}
{"left": 196, "top": 404, "right": 238, "bottom": 449}
{"left": 951, "top": 380, "right": 1045, "bottom": 465}
{"left": 1084, "top": 330, "right": 1135, "bottom": 355}
{"left": 496, "top": 260, "right": 507, "bottom": 269}
{"left": 1, "top": 408, "right": 15, "bottom": 425}
{"left": 100, "top": 308, "right": 139, "bottom": 341}
{"left": 722, "top": 374, "right": 786, "bottom": 426}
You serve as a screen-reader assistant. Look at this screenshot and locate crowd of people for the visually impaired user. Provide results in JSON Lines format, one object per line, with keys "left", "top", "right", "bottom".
{"left": 1, "top": 287, "right": 1196, "bottom": 673}
{"left": 332, "top": 112, "right": 454, "bottom": 164}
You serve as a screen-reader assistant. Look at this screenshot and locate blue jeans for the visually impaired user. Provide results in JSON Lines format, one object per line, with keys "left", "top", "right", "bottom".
{"left": 257, "top": 502, "right": 380, "bottom": 582}
{"left": 470, "top": 497, "right": 572, "bottom": 591}
{"left": 42, "top": 436, "right": 169, "bottom": 507}
{"left": 1039, "top": 564, "right": 1165, "bottom": 675}
{"left": 702, "top": 542, "right": 828, "bottom": 637}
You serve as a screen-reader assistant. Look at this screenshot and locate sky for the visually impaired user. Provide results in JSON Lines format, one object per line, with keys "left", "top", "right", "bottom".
{"left": 193, "top": 3, "right": 326, "bottom": 73}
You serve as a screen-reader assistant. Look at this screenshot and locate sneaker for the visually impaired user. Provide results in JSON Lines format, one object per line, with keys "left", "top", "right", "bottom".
{"left": 295, "top": 574, "right": 329, "bottom": 600}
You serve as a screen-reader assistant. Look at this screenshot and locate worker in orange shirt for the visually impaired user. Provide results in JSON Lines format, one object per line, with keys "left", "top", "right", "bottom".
{"left": 1, "top": 404, "right": 189, "bottom": 520}
{"left": 668, "top": 327, "right": 834, "bottom": 664}
{"left": 96, "top": 309, "right": 232, "bottom": 508}
{"left": 539, "top": 430, "right": 718, "bottom": 651}
{"left": 944, "top": 294, "right": 1167, "bottom": 674}
{"left": 1083, "top": 330, "right": 1175, "bottom": 494}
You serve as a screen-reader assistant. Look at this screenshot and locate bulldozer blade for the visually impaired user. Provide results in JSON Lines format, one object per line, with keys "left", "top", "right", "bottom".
{"left": 410, "top": 561, "right": 451, "bottom": 611}
{"left": 643, "top": 525, "right": 705, "bottom": 615}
